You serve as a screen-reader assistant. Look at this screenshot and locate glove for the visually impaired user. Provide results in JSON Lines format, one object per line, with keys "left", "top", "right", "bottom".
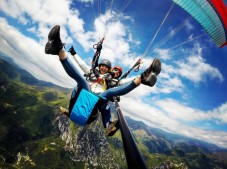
{"left": 104, "top": 73, "right": 113, "bottom": 81}
{"left": 68, "top": 46, "right": 77, "bottom": 55}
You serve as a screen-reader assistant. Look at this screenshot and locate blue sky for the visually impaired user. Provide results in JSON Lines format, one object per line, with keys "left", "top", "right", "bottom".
{"left": 1, "top": 0, "right": 227, "bottom": 148}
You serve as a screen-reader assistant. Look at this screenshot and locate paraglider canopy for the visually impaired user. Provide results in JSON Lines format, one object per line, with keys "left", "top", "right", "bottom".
{"left": 173, "top": 0, "right": 227, "bottom": 48}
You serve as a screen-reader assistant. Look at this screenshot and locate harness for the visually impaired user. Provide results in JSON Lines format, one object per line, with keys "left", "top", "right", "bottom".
{"left": 84, "top": 68, "right": 113, "bottom": 92}
{"left": 84, "top": 67, "right": 100, "bottom": 81}
{"left": 107, "top": 78, "right": 119, "bottom": 88}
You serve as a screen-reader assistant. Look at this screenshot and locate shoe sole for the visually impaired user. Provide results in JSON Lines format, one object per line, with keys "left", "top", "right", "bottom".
{"left": 142, "top": 58, "right": 160, "bottom": 87}
{"left": 151, "top": 58, "right": 161, "bottom": 75}
{"left": 45, "top": 42, "right": 51, "bottom": 54}
{"left": 146, "top": 73, "right": 157, "bottom": 87}
{"left": 48, "top": 25, "right": 60, "bottom": 40}
{"left": 45, "top": 25, "right": 61, "bottom": 54}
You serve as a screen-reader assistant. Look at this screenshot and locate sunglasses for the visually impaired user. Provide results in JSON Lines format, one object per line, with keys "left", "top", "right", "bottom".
{"left": 113, "top": 68, "right": 120, "bottom": 73}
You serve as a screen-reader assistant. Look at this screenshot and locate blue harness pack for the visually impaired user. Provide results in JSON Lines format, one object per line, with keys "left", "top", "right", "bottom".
{"left": 69, "top": 88, "right": 106, "bottom": 126}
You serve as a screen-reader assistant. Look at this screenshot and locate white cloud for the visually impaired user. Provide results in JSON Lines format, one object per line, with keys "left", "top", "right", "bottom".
{"left": 0, "top": 0, "right": 71, "bottom": 25}
{"left": 0, "top": 0, "right": 139, "bottom": 87}
{"left": 120, "top": 96, "right": 227, "bottom": 148}
{"left": 184, "top": 20, "right": 194, "bottom": 31}
{"left": 154, "top": 48, "right": 170, "bottom": 60}
{"left": 155, "top": 98, "right": 227, "bottom": 124}
{"left": 92, "top": 11, "right": 136, "bottom": 66}
{"left": 176, "top": 54, "right": 224, "bottom": 83}
{"left": 78, "top": 0, "right": 93, "bottom": 2}
{"left": 158, "top": 63, "right": 184, "bottom": 93}
{"left": 209, "top": 102, "right": 227, "bottom": 123}
{"left": 154, "top": 44, "right": 224, "bottom": 94}
{"left": 0, "top": 17, "right": 75, "bottom": 87}
{"left": 145, "top": 43, "right": 224, "bottom": 96}
{"left": 155, "top": 98, "right": 209, "bottom": 121}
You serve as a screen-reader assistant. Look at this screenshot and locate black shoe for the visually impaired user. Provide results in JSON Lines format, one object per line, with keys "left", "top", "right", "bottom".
{"left": 141, "top": 58, "right": 161, "bottom": 87}
{"left": 45, "top": 25, "right": 64, "bottom": 55}
{"left": 106, "top": 120, "right": 119, "bottom": 136}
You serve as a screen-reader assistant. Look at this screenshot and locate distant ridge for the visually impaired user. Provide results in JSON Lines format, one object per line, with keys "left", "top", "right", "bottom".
{"left": 125, "top": 116, "right": 226, "bottom": 152}
{"left": 0, "top": 53, "right": 69, "bottom": 90}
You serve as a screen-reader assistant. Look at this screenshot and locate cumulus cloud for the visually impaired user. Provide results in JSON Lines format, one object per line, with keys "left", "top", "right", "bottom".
{"left": 176, "top": 54, "right": 224, "bottom": 83}
{"left": 0, "top": 0, "right": 138, "bottom": 87}
{"left": 184, "top": 20, "right": 194, "bottom": 31}
{"left": 158, "top": 63, "right": 184, "bottom": 93}
{"left": 156, "top": 98, "right": 209, "bottom": 121}
{"left": 154, "top": 48, "right": 170, "bottom": 60}
{"left": 209, "top": 102, "right": 227, "bottom": 124}
{"left": 0, "top": 0, "right": 72, "bottom": 27}
{"left": 152, "top": 44, "right": 224, "bottom": 94}
{"left": 120, "top": 96, "right": 227, "bottom": 148}
{"left": 78, "top": 0, "right": 93, "bottom": 2}
{"left": 0, "top": 17, "right": 76, "bottom": 87}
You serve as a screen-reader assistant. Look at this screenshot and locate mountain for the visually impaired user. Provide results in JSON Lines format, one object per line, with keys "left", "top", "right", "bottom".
{"left": 0, "top": 53, "right": 62, "bottom": 88}
{"left": 125, "top": 117, "right": 227, "bottom": 169}
{"left": 126, "top": 117, "right": 224, "bottom": 152}
{"left": 1, "top": 56, "right": 227, "bottom": 169}
{"left": 0, "top": 57, "right": 126, "bottom": 169}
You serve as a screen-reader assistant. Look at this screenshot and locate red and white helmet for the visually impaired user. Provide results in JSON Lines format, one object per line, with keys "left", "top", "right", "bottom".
{"left": 113, "top": 66, "right": 123, "bottom": 76}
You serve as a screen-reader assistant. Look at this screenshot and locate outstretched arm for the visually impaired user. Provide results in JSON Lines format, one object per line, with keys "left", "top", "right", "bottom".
{"left": 68, "top": 46, "right": 90, "bottom": 74}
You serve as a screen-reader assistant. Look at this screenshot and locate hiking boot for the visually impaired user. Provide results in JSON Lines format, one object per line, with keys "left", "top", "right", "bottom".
{"left": 59, "top": 106, "right": 69, "bottom": 116}
{"left": 45, "top": 25, "right": 64, "bottom": 55}
{"left": 106, "top": 120, "right": 119, "bottom": 136}
{"left": 141, "top": 58, "right": 161, "bottom": 87}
